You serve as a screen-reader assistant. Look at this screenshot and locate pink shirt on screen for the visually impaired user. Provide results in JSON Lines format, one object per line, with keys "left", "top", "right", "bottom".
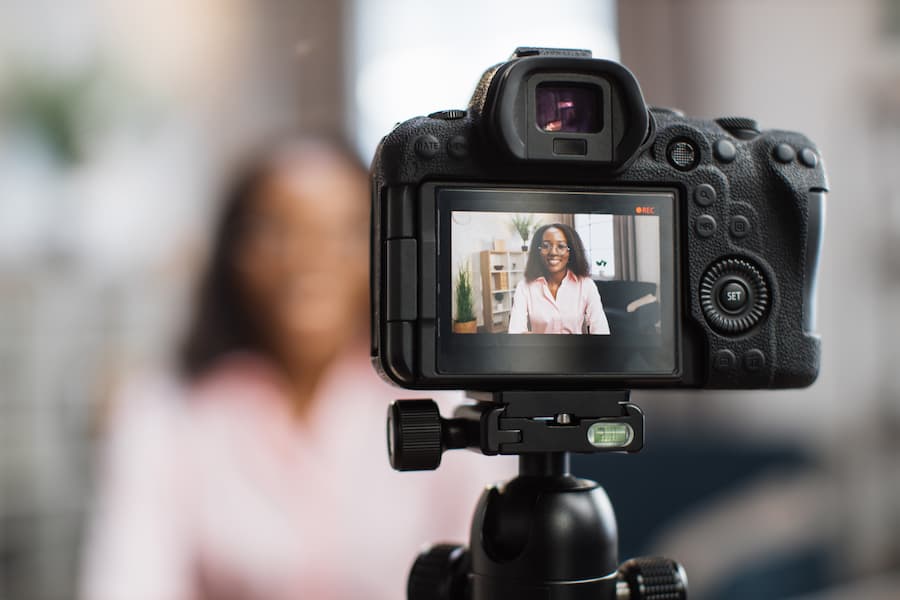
{"left": 508, "top": 270, "right": 610, "bottom": 334}
{"left": 80, "top": 346, "right": 514, "bottom": 600}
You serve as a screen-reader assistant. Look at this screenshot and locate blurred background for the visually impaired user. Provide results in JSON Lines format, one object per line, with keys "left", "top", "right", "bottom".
{"left": 0, "top": 0, "right": 898, "bottom": 598}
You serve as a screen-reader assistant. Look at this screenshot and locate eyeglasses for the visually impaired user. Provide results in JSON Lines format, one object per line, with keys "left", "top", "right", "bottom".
{"left": 539, "top": 242, "right": 571, "bottom": 254}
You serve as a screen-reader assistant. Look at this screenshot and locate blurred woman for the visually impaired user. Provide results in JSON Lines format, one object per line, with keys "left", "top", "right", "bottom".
{"left": 508, "top": 223, "right": 609, "bottom": 335}
{"left": 80, "top": 139, "right": 511, "bottom": 600}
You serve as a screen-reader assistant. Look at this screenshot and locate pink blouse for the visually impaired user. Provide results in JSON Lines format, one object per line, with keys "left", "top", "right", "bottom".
{"left": 80, "top": 347, "right": 514, "bottom": 600}
{"left": 508, "top": 270, "right": 610, "bottom": 334}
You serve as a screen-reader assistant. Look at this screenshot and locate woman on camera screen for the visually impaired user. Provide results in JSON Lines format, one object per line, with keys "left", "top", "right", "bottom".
{"left": 508, "top": 223, "right": 610, "bottom": 335}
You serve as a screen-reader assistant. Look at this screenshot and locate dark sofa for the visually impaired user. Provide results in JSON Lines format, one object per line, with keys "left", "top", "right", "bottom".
{"left": 593, "top": 280, "right": 659, "bottom": 335}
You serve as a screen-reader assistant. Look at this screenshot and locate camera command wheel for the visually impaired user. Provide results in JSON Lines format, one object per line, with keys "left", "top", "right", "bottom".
{"left": 387, "top": 391, "right": 688, "bottom": 600}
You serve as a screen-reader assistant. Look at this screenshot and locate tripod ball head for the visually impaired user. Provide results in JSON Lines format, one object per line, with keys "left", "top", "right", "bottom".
{"left": 388, "top": 394, "right": 689, "bottom": 599}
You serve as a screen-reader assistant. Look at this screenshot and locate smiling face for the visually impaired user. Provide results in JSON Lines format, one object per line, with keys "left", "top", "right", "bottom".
{"left": 540, "top": 227, "right": 570, "bottom": 276}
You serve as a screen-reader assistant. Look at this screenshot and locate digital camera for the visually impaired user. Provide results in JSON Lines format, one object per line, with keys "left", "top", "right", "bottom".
{"left": 371, "top": 47, "right": 827, "bottom": 390}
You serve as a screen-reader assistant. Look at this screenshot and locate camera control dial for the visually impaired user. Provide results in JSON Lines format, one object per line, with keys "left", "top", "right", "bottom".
{"left": 700, "top": 258, "right": 769, "bottom": 334}
{"left": 715, "top": 116, "right": 761, "bottom": 139}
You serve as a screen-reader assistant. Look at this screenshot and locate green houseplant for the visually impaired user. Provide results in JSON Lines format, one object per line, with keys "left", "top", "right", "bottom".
{"left": 509, "top": 214, "right": 541, "bottom": 251}
{"left": 453, "top": 262, "right": 477, "bottom": 333}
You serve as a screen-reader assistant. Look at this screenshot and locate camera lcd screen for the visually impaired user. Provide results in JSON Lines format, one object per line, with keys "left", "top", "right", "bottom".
{"left": 436, "top": 186, "right": 679, "bottom": 378}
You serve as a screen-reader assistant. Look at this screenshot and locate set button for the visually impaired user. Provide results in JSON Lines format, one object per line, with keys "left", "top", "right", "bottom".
{"left": 719, "top": 281, "right": 749, "bottom": 312}
{"left": 699, "top": 258, "right": 769, "bottom": 334}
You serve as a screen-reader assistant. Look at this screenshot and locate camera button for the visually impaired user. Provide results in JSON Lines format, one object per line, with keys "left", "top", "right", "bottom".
{"left": 714, "top": 139, "right": 737, "bottom": 163}
{"left": 799, "top": 147, "right": 818, "bottom": 168}
{"left": 773, "top": 143, "right": 796, "bottom": 163}
{"left": 447, "top": 135, "right": 469, "bottom": 159}
{"left": 694, "top": 184, "right": 717, "bottom": 207}
{"left": 719, "top": 281, "right": 749, "bottom": 312}
{"left": 743, "top": 349, "right": 766, "bottom": 372}
{"left": 729, "top": 215, "right": 751, "bottom": 239}
{"left": 695, "top": 215, "right": 718, "bottom": 238}
{"left": 414, "top": 135, "right": 441, "bottom": 158}
{"left": 712, "top": 349, "right": 737, "bottom": 372}
{"left": 700, "top": 258, "right": 769, "bottom": 334}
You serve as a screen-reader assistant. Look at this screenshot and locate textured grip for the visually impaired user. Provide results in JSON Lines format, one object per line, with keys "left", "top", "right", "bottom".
{"left": 618, "top": 557, "right": 688, "bottom": 600}
{"left": 388, "top": 400, "right": 443, "bottom": 471}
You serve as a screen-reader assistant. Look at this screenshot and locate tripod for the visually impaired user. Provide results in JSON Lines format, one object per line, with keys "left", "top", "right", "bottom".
{"left": 388, "top": 391, "right": 688, "bottom": 600}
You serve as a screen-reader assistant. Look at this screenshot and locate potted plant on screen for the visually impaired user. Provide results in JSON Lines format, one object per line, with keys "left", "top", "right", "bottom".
{"left": 510, "top": 214, "right": 541, "bottom": 252}
{"left": 453, "top": 263, "right": 477, "bottom": 333}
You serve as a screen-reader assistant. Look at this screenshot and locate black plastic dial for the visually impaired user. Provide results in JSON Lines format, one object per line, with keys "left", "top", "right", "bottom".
{"left": 408, "top": 544, "right": 470, "bottom": 600}
{"left": 618, "top": 556, "right": 688, "bottom": 600}
{"left": 700, "top": 258, "right": 769, "bottom": 334}
{"left": 388, "top": 399, "right": 443, "bottom": 471}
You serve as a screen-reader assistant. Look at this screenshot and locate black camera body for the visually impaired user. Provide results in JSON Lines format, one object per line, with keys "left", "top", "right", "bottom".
{"left": 371, "top": 48, "right": 827, "bottom": 391}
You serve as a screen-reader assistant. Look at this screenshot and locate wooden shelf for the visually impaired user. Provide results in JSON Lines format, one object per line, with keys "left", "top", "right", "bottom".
{"left": 480, "top": 250, "right": 526, "bottom": 333}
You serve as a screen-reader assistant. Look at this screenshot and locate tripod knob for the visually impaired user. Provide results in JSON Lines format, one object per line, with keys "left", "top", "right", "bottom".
{"left": 388, "top": 399, "right": 443, "bottom": 471}
{"left": 617, "top": 557, "right": 688, "bottom": 599}
{"left": 408, "top": 543, "right": 470, "bottom": 600}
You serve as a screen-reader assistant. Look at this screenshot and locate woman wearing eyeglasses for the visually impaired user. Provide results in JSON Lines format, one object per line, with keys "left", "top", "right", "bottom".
{"left": 508, "top": 223, "right": 610, "bottom": 335}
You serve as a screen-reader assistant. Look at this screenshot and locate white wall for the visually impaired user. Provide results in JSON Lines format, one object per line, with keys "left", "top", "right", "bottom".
{"left": 348, "top": 0, "right": 618, "bottom": 160}
{"left": 635, "top": 215, "right": 661, "bottom": 285}
{"left": 619, "top": 0, "right": 900, "bottom": 588}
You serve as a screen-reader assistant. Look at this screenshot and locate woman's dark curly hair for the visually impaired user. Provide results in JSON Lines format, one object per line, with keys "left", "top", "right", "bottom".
{"left": 524, "top": 223, "right": 591, "bottom": 281}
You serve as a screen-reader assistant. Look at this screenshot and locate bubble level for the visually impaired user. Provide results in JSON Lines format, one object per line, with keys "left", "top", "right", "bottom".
{"left": 586, "top": 422, "right": 634, "bottom": 448}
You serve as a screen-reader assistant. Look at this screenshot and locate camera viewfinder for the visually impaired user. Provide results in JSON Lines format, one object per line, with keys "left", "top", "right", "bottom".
{"left": 536, "top": 84, "right": 602, "bottom": 133}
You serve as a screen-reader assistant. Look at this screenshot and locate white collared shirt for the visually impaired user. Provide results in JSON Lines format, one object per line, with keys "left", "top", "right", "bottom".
{"left": 508, "top": 270, "right": 610, "bottom": 334}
